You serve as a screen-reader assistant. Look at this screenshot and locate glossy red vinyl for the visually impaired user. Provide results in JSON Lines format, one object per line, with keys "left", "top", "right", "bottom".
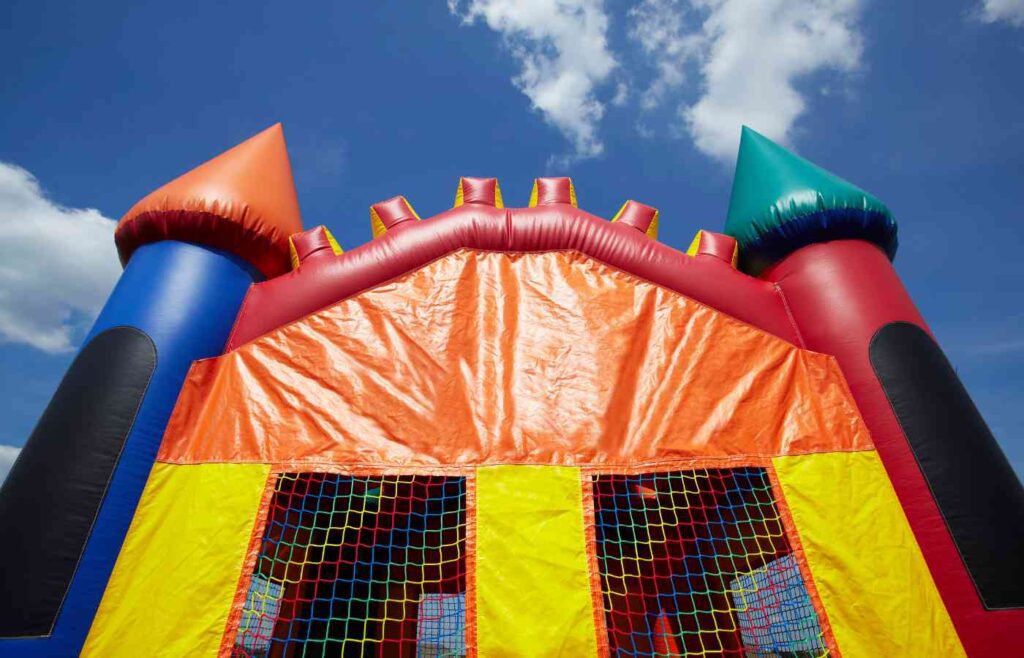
{"left": 228, "top": 204, "right": 799, "bottom": 349}
{"left": 767, "top": 240, "right": 1022, "bottom": 656}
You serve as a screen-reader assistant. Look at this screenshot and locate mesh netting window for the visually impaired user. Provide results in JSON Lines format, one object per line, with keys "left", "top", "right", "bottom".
{"left": 232, "top": 473, "right": 467, "bottom": 658}
{"left": 591, "top": 468, "right": 829, "bottom": 657}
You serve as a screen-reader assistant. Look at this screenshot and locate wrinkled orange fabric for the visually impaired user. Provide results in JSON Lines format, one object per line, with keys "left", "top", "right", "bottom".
{"left": 159, "top": 250, "right": 872, "bottom": 466}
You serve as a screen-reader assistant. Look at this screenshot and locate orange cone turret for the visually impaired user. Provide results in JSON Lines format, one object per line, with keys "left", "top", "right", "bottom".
{"left": 116, "top": 123, "right": 304, "bottom": 278}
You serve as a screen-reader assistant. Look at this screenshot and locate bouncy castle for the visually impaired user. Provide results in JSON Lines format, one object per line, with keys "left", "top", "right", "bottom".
{"left": 0, "top": 124, "right": 1021, "bottom": 657}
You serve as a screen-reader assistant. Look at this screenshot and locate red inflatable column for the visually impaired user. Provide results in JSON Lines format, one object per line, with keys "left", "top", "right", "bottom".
{"left": 765, "top": 240, "right": 1023, "bottom": 656}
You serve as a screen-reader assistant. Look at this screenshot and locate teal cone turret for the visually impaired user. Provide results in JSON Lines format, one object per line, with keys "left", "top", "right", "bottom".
{"left": 725, "top": 126, "right": 897, "bottom": 275}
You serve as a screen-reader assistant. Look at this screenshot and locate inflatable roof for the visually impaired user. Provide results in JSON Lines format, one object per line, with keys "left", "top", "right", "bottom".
{"left": 0, "top": 124, "right": 1021, "bottom": 657}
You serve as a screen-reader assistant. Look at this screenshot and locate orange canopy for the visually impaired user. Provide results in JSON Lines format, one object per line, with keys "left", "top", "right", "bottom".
{"left": 160, "top": 250, "right": 872, "bottom": 466}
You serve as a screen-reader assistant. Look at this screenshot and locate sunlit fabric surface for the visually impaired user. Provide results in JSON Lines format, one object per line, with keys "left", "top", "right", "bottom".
{"left": 161, "top": 250, "right": 871, "bottom": 466}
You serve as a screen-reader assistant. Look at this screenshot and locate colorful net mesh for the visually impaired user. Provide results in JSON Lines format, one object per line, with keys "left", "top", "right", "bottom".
{"left": 232, "top": 473, "right": 467, "bottom": 658}
{"left": 591, "top": 467, "right": 829, "bottom": 657}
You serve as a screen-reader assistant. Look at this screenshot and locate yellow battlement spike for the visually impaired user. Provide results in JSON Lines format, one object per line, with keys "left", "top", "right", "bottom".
{"left": 454, "top": 177, "right": 504, "bottom": 208}
{"left": 288, "top": 226, "right": 343, "bottom": 269}
{"left": 529, "top": 177, "right": 577, "bottom": 207}
{"left": 370, "top": 196, "right": 420, "bottom": 239}
{"left": 611, "top": 200, "right": 659, "bottom": 240}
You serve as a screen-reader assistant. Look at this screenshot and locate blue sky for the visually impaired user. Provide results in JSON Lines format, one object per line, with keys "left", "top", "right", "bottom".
{"left": 1, "top": 0, "right": 1023, "bottom": 481}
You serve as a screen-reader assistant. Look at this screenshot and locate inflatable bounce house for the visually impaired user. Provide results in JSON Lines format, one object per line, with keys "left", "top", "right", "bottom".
{"left": 1, "top": 124, "right": 1022, "bottom": 658}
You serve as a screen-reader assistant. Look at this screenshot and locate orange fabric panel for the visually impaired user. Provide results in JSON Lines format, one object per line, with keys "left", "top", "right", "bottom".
{"left": 160, "top": 250, "right": 872, "bottom": 466}
{"left": 116, "top": 123, "right": 303, "bottom": 277}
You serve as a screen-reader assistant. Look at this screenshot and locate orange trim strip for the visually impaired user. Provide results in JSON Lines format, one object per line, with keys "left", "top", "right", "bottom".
{"left": 581, "top": 471, "right": 611, "bottom": 658}
{"left": 464, "top": 471, "right": 478, "bottom": 658}
{"left": 160, "top": 453, "right": 874, "bottom": 471}
{"left": 264, "top": 463, "right": 478, "bottom": 477}
{"left": 767, "top": 464, "right": 843, "bottom": 658}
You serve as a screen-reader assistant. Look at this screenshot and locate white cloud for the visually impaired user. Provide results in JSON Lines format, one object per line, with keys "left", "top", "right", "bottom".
{"left": 0, "top": 163, "right": 120, "bottom": 353}
{"left": 628, "top": 0, "right": 864, "bottom": 161}
{"left": 449, "top": 0, "right": 618, "bottom": 163}
{"left": 0, "top": 444, "right": 19, "bottom": 485}
{"left": 611, "top": 81, "right": 630, "bottom": 107}
{"left": 628, "top": 0, "right": 702, "bottom": 110}
{"left": 978, "top": 0, "right": 1024, "bottom": 26}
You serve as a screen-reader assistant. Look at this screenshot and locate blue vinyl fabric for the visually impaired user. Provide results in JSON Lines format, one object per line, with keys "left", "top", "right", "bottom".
{"left": 0, "top": 241, "right": 256, "bottom": 657}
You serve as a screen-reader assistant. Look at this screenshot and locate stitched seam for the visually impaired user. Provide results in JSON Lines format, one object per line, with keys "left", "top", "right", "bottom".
{"left": 773, "top": 281, "right": 807, "bottom": 349}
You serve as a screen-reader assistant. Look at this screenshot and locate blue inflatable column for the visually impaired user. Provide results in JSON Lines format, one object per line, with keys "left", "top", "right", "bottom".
{"left": 0, "top": 123, "right": 304, "bottom": 657}
{"left": 0, "top": 242, "right": 256, "bottom": 656}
